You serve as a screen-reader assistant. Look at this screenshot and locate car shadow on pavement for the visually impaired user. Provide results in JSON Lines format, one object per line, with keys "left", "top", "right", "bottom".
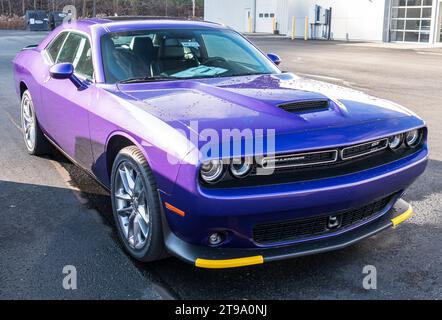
{"left": 0, "top": 177, "right": 167, "bottom": 299}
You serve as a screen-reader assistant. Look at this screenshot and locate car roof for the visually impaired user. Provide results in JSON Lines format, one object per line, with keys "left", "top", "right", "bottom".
{"left": 81, "top": 16, "right": 226, "bottom": 32}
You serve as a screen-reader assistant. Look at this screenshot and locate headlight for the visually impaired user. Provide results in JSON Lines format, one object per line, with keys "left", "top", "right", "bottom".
{"left": 230, "top": 157, "right": 253, "bottom": 178}
{"left": 200, "top": 160, "right": 224, "bottom": 183}
{"left": 389, "top": 134, "right": 403, "bottom": 150}
{"left": 405, "top": 130, "right": 421, "bottom": 147}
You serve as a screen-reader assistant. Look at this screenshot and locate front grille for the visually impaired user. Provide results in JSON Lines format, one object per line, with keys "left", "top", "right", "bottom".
{"left": 342, "top": 138, "right": 389, "bottom": 160}
{"left": 253, "top": 195, "right": 393, "bottom": 244}
{"left": 256, "top": 138, "right": 388, "bottom": 172}
{"left": 279, "top": 100, "right": 329, "bottom": 113}
{"left": 260, "top": 150, "right": 338, "bottom": 169}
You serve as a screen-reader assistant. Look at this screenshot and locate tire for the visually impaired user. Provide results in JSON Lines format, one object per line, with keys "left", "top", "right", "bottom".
{"left": 20, "top": 90, "right": 51, "bottom": 156}
{"left": 111, "top": 146, "right": 166, "bottom": 262}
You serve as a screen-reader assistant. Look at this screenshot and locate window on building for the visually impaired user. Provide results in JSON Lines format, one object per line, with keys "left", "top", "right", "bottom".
{"left": 390, "top": 0, "right": 433, "bottom": 43}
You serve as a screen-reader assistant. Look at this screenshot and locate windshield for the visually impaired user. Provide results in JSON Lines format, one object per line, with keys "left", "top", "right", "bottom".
{"left": 100, "top": 28, "right": 281, "bottom": 84}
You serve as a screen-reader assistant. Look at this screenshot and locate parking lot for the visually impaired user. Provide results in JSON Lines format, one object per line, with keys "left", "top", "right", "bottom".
{"left": 0, "top": 30, "right": 441, "bottom": 299}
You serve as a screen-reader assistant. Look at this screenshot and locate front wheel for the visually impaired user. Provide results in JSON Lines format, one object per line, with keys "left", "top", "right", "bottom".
{"left": 111, "top": 146, "right": 166, "bottom": 262}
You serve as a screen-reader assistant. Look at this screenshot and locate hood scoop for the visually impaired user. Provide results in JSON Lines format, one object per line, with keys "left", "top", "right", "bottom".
{"left": 278, "top": 99, "right": 330, "bottom": 113}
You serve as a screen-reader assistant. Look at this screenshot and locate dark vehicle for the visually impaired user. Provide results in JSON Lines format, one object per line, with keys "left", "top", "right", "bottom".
{"left": 25, "top": 10, "right": 49, "bottom": 31}
{"left": 48, "top": 11, "right": 67, "bottom": 30}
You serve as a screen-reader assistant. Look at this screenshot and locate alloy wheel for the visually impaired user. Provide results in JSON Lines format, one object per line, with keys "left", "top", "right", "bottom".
{"left": 21, "top": 94, "right": 36, "bottom": 151}
{"left": 114, "top": 161, "right": 151, "bottom": 250}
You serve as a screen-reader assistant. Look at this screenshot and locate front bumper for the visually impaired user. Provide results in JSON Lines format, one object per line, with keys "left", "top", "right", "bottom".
{"left": 162, "top": 148, "right": 427, "bottom": 248}
{"left": 164, "top": 199, "right": 413, "bottom": 269}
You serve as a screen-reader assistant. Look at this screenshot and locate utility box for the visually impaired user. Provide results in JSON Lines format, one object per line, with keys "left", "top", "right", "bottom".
{"left": 309, "top": 5, "right": 332, "bottom": 40}
{"left": 25, "top": 10, "right": 49, "bottom": 31}
{"left": 312, "top": 5, "right": 326, "bottom": 24}
{"left": 49, "top": 11, "right": 68, "bottom": 30}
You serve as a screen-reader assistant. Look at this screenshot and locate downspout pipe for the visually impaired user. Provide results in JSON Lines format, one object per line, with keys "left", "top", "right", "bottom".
{"left": 328, "top": 7, "right": 332, "bottom": 40}
{"left": 252, "top": 0, "right": 256, "bottom": 33}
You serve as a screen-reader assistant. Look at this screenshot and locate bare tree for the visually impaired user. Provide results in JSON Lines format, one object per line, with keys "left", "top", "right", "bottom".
{"left": 82, "top": 0, "right": 87, "bottom": 17}
{"left": 1, "top": 0, "right": 204, "bottom": 18}
{"left": 113, "top": 0, "right": 119, "bottom": 15}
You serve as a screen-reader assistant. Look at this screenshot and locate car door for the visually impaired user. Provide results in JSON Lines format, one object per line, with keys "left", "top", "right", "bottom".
{"left": 40, "top": 31, "right": 95, "bottom": 169}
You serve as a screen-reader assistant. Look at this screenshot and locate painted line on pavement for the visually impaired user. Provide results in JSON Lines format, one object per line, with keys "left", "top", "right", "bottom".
{"left": 416, "top": 51, "right": 442, "bottom": 56}
{"left": 297, "top": 72, "right": 356, "bottom": 88}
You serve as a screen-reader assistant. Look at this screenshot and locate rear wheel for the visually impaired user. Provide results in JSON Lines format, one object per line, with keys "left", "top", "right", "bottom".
{"left": 111, "top": 146, "right": 166, "bottom": 262}
{"left": 21, "top": 90, "right": 51, "bottom": 155}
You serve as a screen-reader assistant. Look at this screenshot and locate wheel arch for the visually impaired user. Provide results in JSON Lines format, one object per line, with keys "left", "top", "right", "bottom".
{"left": 105, "top": 130, "right": 184, "bottom": 196}
{"left": 19, "top": 81, "right": 28, "bottom": 98}
{"left": 105, "top": 131, "right": 152, "bottom": 180}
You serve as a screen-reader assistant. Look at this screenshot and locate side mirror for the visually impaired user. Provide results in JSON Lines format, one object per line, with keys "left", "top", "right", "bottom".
{"left": 49, "top": 63, "right": 86, "bottom": 90}
{"left": 49, "top": 62, "right": 74, "bottom": 79}
{"left": 267, "top": 53, "right": 282, "bottom": 66}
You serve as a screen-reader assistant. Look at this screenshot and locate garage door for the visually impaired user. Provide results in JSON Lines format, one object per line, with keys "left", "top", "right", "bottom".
{"left": 256, "top": 0, "right": 277, "bottom": 33}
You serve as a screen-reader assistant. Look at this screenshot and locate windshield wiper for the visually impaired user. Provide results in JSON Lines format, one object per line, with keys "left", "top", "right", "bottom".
{"left": 232, "top": 72, "right": 273, "bottom": 77}
{"left": 118, "top": 75, "right": 178, "bottom": 84}
{"left": 118, "top": 72, "right": 273, "bottom": 84}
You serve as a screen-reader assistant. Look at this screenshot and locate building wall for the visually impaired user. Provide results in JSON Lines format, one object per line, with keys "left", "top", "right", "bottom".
{"left": 276, "top": 0, "right": 290, "bottom": 35}
{"left": 205, "top": 0, "right": 387, "bottom": 41}
{"left": 255, "top": 0, "right": 278, "bottom": 32}
{"left": 204, "top": 0, "right": 441, "bottom": 43}
{"left": 437, "top": 0, "right": 442, "bottom": 42}
{"left": 204, "top": 0, "right": 255, "bottom": 33}
{"left": 429, "top": 0, "right": 441, "bottom": 43}
{"left": 287, "top": 0, "right": 387, "bottom": 41}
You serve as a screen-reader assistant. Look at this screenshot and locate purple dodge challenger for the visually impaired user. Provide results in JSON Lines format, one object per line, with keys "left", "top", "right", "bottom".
{"left": 13, "top": 18, "right": 428, "bottom": 269}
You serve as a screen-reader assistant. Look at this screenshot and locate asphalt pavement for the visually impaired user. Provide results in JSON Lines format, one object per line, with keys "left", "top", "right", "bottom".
{"left": 0, "top": 31, "right": 440, "bottom": 299}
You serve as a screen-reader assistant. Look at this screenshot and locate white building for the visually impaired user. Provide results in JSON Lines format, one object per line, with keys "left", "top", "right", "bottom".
{"left": 204, "top": 0, "right": 442, "bottom": 43}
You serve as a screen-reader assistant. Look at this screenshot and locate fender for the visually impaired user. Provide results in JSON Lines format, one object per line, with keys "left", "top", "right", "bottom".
{"left": 104, "top": 130, "right": 181, "bottom": 195}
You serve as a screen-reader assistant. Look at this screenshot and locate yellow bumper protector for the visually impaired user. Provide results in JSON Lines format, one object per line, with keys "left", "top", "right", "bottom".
{"left": 391, "top": 204, "right": 413, "bottom": 227}
{"left": 195, "top": 256, "right": 264, "bottom": 269}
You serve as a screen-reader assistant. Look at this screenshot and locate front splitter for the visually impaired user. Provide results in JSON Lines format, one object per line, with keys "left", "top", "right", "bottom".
{"left": 163, "top": 199, "right": 413, "bottom": 269}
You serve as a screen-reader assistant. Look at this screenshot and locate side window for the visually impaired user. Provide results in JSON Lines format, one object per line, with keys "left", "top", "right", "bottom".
{"left": 47, "top": 32, "right": 68, "bottom": 62}
{"left": 57, "top": 33, "right": 82, "bottom": 64}
{"left": 56, "top": 33, "right": 94, "bottom": 80}
{"left": 75, "top": 38, "right": 94, "bottom": 79}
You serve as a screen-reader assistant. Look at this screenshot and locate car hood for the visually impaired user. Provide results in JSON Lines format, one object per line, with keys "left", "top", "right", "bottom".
{"left": 114, "top": 73, "right": 423, "bottom": 156}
